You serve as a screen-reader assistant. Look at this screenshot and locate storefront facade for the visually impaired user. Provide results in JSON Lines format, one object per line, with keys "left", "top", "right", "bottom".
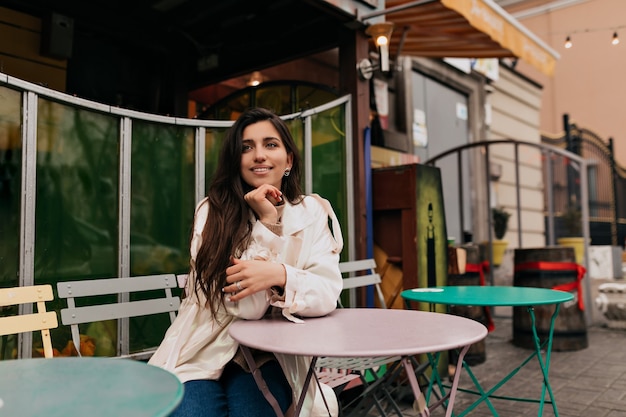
{"left": 1, "top": 0, "right": 558, "bottom": 358}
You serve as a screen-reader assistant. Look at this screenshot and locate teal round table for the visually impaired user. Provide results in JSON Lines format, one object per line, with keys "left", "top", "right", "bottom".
{"left": 401, "top": 285, "right": 574, "bottom": 307}
{"left": 401, "top": 286, "right": 574, "bottom": 417}
{"left": 0, "top": 357, "right": 183, "bottom": 417}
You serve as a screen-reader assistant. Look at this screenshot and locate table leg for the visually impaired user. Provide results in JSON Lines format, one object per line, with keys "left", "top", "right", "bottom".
{"left": 401, "top": 344, "right": 473, "bottom": 417}
{"left": 528, "top": 304, "right": 561, "bottom": 417}
{"left": 401, "top": 356, "right": 430, "bottom": 417}
{"left": 446, "top": 345, "right": 486, "bottom": 417}
{"left": 423, "top": 303, "right": 497, "bottom": 416}
{"left": 450, "top": 305, "right": 561, "bottom": 417}
{"left": 297, "top": 357, "right": 321, "bottom": 416}
{"left": 239, "top": 345, "right": 287, "bottom": 417}
{"left": 455, "top": 360, "right": 499, "bottom": 416}
{"left": 240, "top": 347, "right": 328, "bottom": 417}
{"left": 424, "top": 352, "right": 446, "bottom": 406}
{"left": 458, "top": 336, "right": 558, "bottom": 416}
{"left": 444, "top": 344, "right": 491, "bottom": 417}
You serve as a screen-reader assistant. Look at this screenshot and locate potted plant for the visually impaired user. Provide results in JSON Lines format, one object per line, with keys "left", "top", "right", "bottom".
{"left": 557, "top": 206, "right": 585, "bottom": 263}
{"left": 491, "top": 207, "right": 511, "bottom": 266}
{"left": 561, "top": 206, "right": 582, "bottom": 237}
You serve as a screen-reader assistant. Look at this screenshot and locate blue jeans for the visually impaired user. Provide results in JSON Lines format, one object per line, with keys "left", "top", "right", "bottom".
{"left": 170, "top": 360, "right": 292, "bottom": 417}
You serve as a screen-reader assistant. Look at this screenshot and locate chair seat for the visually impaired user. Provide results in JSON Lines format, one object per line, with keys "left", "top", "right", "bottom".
{"left": 317, "top": 356, "right": 400, "bottom": 372}
{"left": 317, "top": 355, "right": 400, "bottom": 392}
{"left": 316, "top": 369, "right": 361, "bottom": 389}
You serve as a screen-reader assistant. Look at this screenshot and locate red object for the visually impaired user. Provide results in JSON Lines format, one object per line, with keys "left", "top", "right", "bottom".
{"left": 465, "top": 261, "right": 495, "bottom": 332}
{"left": 514, "top": 261, "right": 586, "bottom": 311}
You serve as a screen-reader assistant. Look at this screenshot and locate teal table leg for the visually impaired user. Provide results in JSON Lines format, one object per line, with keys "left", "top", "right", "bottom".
{"left": 422, "top": 302, "right": 498, "bottom": 416}
{"left": 426, "top": 352, "right": 451, "bottom": 405}
{"left": 528, "top": 304, "right": 561, "bottom": 417}
{"left": 424, "top": 349, "right": 499, "bottom": 417}
{"left": 455, "top": 360, "right": 499, "bottom": 417}
{"left": 415, "top": 344, "right": 480, "bottom": 417}
{"left": 451, "top": 306, "right": 564, "bottom": 417}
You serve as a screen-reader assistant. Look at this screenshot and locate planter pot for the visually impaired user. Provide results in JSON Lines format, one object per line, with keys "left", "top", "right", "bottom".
{"left": 491, "top": 239, "right": 508, "bottom": 266}
{"left": 557, "top": 237, "right": 585, "bottom": 264}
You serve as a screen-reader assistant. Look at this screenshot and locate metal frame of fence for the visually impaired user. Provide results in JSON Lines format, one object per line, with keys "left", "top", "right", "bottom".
{"left": 425, "top": 139, "right": 593, "bottom": 324}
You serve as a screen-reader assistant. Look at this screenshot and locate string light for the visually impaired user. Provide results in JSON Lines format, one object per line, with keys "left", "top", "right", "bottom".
{"left": 558, "top": 24, "right": 626, "bottom": 50}
{"left": 564, "top": 35, "right": 572, "bottom": 49}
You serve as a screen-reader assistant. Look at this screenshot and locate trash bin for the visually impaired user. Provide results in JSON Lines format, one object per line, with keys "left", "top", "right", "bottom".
{"left": 513, "top": 247, "right": 588, "bottom": 351}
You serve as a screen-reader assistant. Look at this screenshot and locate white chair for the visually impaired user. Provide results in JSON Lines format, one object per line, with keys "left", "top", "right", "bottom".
{"left": 0, "top": 284, "right": 58, "bottom": 358}
{"left": 338, "top": 259, "right": 387, "bottom": 309}
{"left": 56, "top": 274, "right": 180, "bottom": 360}
{"left": 316, "top": 259, "right": 403, "bottom": 417}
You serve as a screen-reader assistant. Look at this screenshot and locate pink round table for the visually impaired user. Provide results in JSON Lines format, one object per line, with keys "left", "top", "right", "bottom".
{"left": 229, "top": 308, "right": 487, "bottom": 417}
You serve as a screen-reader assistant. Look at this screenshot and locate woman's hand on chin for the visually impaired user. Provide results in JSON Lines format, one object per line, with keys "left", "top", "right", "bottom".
{"left": 244, "top": 184, "right": 282, "bottom": 223}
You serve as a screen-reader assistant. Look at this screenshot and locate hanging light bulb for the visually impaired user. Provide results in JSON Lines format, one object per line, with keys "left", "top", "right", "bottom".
{"left": 612, "top": 32, "right": 620, "bottom": 45}
{"left": 564, "top": 35, "right": 572, "bottom": 49}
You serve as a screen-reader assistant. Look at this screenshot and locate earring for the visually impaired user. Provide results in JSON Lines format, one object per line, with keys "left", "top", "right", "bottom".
{"left": 284, "top": 169, "right": 291, "bottom": 177}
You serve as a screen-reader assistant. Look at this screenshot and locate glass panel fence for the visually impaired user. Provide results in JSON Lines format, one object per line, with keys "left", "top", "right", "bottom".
{"left": 1, "top": 75, "right": 351, "bottom": 358}
{"left": 129, "top": 121, "right": 196, "bottom": 353}
{"left": 35, "top": 98, "right": 120, "bottom": 357}
{"left": 310, "top": 106, "right": 348, "bottom": 261}
{"left": 0, "top": 86, "right": 22, "bottom": 359}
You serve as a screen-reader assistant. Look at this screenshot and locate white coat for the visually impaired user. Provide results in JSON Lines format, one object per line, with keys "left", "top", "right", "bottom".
{"left": 148, "top": 194, "right": 343, "bottom": 417}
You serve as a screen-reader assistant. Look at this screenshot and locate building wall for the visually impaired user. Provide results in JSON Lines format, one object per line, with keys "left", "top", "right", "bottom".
{"left": 0, "top": 7, "right": 67, "bottom": 91}
{"left": 488, "top": 65, "right": 546, "bottom": 249}
{"left": 503, "top": 0, "right": 626, "bottom": 165}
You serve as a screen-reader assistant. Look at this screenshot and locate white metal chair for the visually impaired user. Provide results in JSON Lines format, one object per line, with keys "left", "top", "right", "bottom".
{"left": 56, "top": 274, "right": 180, "bottom": 360}
{"left": 337, "top": 259, "right": 388, "bottom": 309}
{"left": 0, "top": 284, "right": 58, "bottom": 358}
{"left": 316, "top": 259, "right": 404, "bottom": 417}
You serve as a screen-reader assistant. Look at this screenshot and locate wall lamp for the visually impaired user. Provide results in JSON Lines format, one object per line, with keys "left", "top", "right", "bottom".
{"left": 247, "top": 71, "right": 264, "bottom": 86}
{"left": 358, "top": 22, "right": 394, "bottom": 80}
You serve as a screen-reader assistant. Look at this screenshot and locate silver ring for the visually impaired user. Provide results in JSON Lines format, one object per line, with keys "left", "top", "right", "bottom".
{"left": 236, "top": 281, "right": 243, "bottom": 291}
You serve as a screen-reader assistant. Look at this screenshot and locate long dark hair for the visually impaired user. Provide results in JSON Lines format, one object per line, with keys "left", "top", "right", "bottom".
{"left": 194, "top": 108, "right": 303, "bottom": 317}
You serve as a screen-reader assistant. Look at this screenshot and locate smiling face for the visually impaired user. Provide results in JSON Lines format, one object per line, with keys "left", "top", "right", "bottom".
{"left": 240, "top": 120, "right": 293, "bottom": 190}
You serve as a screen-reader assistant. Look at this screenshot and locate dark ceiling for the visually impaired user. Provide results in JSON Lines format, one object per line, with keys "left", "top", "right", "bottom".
{"left": 2, "top": 0, "right": 361, "bottom": 87}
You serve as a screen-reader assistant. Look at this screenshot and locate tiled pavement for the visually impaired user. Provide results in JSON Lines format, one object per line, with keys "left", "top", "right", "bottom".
{"left": 363, "top": 311, "right": 626, "bottom": 417}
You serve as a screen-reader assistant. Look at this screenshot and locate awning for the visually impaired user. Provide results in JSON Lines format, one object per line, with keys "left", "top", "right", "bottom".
{"left": 367, "top": 0, "right": 559, "bottom": 76}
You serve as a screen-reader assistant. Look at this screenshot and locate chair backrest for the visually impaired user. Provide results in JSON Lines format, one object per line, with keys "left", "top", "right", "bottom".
{"left": 339, "top": 259, "right": 386, "bottom": 308}
{"left": 0, "top": 285, "right": 59, "bottom": 358}
{"left": 56, "top": 274, "right": 181, "bottom": 359}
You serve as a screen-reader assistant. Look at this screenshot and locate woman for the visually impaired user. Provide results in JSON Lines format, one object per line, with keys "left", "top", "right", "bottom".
{"left": 149, "top": 108, "right": 343, "bottom": 417}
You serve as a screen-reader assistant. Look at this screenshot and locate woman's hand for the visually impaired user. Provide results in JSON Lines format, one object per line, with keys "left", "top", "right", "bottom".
{"left": 223, "top": 258, "right": 286, "bottom": 302}
{"left": 244, "top": 184, "right": 283, "bottom": 223}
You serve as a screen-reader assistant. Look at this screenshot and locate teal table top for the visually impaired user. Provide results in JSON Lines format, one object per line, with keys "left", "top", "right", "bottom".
{"left": 0, "top": 357, "right": 183, "bottom": 417}
{"left": 401, "top": 286, "right": 574, "bottom": 307}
